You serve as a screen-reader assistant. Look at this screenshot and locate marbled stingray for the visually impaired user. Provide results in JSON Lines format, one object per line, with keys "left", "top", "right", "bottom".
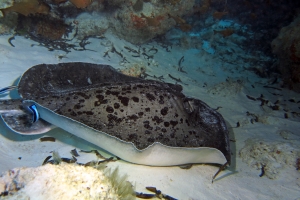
{"left": 0, "top": 62, "right": 230, "bottom": 167}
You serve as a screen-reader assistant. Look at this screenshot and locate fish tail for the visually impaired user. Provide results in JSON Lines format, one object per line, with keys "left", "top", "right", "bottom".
{"left": 0, "top": 99, "right": 23, "bottom": 113}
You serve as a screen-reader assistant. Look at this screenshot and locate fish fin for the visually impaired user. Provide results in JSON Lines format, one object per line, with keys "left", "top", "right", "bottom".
{"left": 1, "top": 111, "right": 53, "bottom": 135}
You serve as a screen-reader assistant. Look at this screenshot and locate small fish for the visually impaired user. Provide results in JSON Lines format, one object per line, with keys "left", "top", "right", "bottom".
{"left": 28, "top": 104, "right": 40, "bottom": 123}
{"left": 40, "top": 137, "right": 56, "bottom": 142}
{"left": 259, "top": 164, "right": 265, "bottom": 177}
{"left": 42, "top": 156, "right": 52, "bottom": 165}
{"left": 70, "top": 149, "right": 80, "bottom": 157}
{"left": 0, "top": 86, "right": 17, "bottom": 94}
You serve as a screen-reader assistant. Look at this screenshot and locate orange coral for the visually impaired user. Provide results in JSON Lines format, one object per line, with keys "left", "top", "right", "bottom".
{"left": 168, "top": 14, "right": 192, "bottom": 32}
{"left": 69, "top": 0, "right": 92, "bottom": 8}
{"left": 140, "top": 13, "right": 165, "bottom": 27}
{"left": 1, "top": 0, "right": 50, "bottom": 16}
{"left": 130, "top": 13, "right": 165, "bottom": 29}
{"left": 130, "top": 13, "right": 147, "bottom": 29}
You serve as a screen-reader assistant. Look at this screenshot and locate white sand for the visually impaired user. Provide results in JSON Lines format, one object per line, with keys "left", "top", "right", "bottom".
{"left": 0, "top": 31, "right": 299, "bottom": 200}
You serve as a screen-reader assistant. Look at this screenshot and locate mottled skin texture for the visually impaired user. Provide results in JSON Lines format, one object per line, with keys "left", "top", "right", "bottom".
{"left": 33, "top": 81, "right": 230, "bottom": 162}
{"left": 18, "top": 62, "right": 143, "bottom": 99}
{"left": 0, "top": 62, "right": 230, "bottom": 163}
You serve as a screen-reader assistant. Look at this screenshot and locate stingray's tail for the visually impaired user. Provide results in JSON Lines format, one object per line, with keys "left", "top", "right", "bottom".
{"left": 0, "top": 99, "right": 53, "bottom": 135}
{"left": 0, "top": 99, "right": 23, "bottom": 113}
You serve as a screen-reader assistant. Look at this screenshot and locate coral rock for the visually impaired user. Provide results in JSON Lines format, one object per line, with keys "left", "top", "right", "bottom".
{"left": 271, "top": 14, "right": 300, "bottom": 92}
{"left": 120, "top": 63, "right": 146, "bottom": 77}
{"left": 0, "top": 0, "right": 13, "bottom": 17}
{"left": 0, "top": 163, "right": 135, "bottom": 199}
{"left": 111, "top": 0, "right": 195, "bottom": 44}
{"left": 19, "top": 15, "right": 68, "bottom": 40}
{"left": 0, "top": 0, "right": 50, "bottom": 17}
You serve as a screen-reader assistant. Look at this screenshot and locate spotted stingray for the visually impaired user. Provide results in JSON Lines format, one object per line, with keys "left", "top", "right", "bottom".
{"left": 0, "top": 62, "right": 230, "bottom": 168}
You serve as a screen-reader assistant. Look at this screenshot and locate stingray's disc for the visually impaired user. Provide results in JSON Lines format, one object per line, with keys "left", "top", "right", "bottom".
{"left": 0, "top": 62, "right": 230, "bottom": 166}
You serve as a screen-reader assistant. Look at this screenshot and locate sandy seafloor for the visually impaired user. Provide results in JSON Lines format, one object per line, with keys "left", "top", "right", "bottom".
{"left": 0, "top": 29, "right": 299, "bottom": 200}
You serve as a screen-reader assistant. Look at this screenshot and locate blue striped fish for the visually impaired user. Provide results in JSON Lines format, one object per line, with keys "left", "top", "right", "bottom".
{"left": 0, "top": 85, "right": 17, "bottom": 94}
{"left": 28, "top": 104, "right": 39, "bottom": 123}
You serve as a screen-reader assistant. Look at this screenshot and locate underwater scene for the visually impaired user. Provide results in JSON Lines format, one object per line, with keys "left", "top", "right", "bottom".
{"left": 0, "top": 0, "right": 300, "bottom": 199}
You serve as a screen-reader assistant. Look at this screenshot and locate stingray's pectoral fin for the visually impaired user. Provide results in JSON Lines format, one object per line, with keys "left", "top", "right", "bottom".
{"left": 1, "top": 110, "right": 53, "bottom": 135}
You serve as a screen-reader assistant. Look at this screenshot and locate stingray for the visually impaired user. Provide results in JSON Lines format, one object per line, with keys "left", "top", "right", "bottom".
{"left": 0, "top": 62, "right": 230, "bottom": 173}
